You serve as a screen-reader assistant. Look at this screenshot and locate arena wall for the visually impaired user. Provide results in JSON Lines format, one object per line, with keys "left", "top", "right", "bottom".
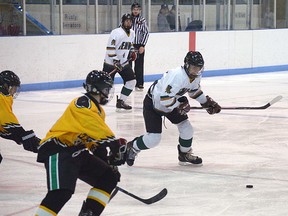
{"left": 0, "top": 29, "right": 288, "bottom": 91}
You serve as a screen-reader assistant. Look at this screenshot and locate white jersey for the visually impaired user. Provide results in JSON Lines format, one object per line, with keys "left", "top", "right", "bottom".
{"left": 104, "top": 27, "right": 135, "bottom": 66}
{"left": 150, "top": 66, "right": 207, "bottom": 113}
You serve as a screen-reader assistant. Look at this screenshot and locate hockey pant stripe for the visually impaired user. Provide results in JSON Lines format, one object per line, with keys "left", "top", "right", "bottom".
{"left": 87, "top": 188, "right": 110, "bottom": 207}
{"left": 35, "top": 205, "right": 57, "bottom": 216}
{"left": 49, "top": 153, "right": 59, "bottom": 191}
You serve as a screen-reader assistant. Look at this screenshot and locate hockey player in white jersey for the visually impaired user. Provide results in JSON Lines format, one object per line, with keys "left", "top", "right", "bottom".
{"left": 103, "top": 13, "right": 137, "bottom": 111}
{"left": 124, "top": 51, "right": 221, "bottom": 166}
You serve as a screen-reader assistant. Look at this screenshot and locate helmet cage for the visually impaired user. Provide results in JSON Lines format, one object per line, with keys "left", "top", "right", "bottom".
{"left": 0, "top": 70, "right": 21, "bottom": 98}
{"left": 184, "top": 64, "right": 204, "bottom": 78}
{"left": 184, "top": 51, "right": 204, "bottom": 78}
{"left": 83, "top": 70, "right": 114, "bottom": 104}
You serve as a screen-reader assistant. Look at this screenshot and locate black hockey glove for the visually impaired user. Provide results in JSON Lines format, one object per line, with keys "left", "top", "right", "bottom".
{"left": 113, "top": 60, "right": 123, "bottom": 72}
{"left": 128, "top": 49, "right": 137, "bottom": 61}
{"left": 177, "top": 96, "right": 191, "bottom": 115}
{"left": 92, "top": 146, "right": 108, "bottom": 163}
{"left": 21, "top": 130, "right": 40, "bottom": 153}
{"left": 201, "top": 95, "right": 221, "bottom": 115}
{"left": 108, "top": 138, "right": 127, "bottom": 166}
{"left": 110, "top": 165, "right": 121, "bottom": 182}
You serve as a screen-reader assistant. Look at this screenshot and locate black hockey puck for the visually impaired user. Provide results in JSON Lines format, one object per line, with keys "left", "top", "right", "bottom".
{"left": 246, "top": 185, "right": 253, "bottom": 188}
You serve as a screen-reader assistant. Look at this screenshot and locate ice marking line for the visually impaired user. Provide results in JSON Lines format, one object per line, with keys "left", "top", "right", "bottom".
{"left": 133, "top": 165, "right": 288, "bottom": 183}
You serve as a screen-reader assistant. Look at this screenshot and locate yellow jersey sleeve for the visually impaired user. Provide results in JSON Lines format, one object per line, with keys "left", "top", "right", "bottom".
{"left": 0, "top": 91, "right": 24, "bottom": 143}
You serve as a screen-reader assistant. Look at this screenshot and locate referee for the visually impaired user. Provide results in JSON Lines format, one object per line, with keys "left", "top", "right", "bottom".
{"left": 130, "top": 2, "right": 149, "bottom": 91}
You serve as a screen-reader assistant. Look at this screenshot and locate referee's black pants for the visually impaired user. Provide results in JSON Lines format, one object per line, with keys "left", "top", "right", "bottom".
{"left": 132, "top": 44, "right": 145, "bottom": 87}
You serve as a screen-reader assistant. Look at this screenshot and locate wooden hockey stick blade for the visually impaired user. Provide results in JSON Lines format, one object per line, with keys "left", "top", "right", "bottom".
{"left": 190, "top": 95, "right": 283, "bottom": 110}
{"left": 116, "top": 187, "right": 168, "bottom": 205}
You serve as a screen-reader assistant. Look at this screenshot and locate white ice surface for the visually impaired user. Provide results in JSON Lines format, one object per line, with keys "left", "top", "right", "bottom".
{"left": 0, "top": 72, "right": 288, "bottom": 216}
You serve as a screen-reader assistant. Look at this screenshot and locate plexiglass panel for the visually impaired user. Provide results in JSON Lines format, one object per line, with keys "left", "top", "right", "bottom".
{"left": 0, "top": 0, "right": 286, "bottom": 36}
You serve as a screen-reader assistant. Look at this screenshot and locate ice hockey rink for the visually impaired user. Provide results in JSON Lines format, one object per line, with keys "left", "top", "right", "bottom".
{"left": 0, "top": 71, "right": 288, "bottom": 216}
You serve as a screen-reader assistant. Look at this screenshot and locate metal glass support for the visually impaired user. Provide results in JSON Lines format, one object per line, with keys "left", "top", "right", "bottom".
{"left": 147, "top": 0, "right": 151, "bottom": 31}
{"left": 175, "top": 0, "right": 178, "bottom": 32}
{"left": 59, "top": 0, "right": 63, "bottom": 34}
{"left": 22, "top": 0, "right": 26, "bottom": 35}
{"left": 203, "top": 0, "right": 206, "bottom": 31}
{"left": 95, "top": 0, "right": 98, "bottom": 34}
{"left": 86, "top": 0, "right": 89, "bottom": 32}
{"left": 227, "top": 0, "right": 231, "bottom": 30}
{"left": 273, "top": 0, "right": 276, "bottom": 28}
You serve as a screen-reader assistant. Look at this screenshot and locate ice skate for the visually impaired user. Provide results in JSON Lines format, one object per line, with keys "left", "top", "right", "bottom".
{"left": 177, "top": 145, "right": 202, "bottom": 166}
{"left": 78, "top": 201, "right": 96, "bottom": 216}
{"left": 126, "top": 141, "right": 140, "bottom": 166}
{"left": 116, "top": 96, "right": 132, "bottom": 112}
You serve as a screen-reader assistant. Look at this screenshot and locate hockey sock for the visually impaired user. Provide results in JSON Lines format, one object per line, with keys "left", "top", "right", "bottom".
{"left": 178, "top": 137, "right": 193, "bottom": 152}
{"left": 37, "top": 189, "right": 72, "bottom": 214}
{"left": 85, "top": 187, "right": 111, "bottom": 215}
{"left": 136, "top": 133, "right": 161, "bottom": 150}
{"left": 119, "top": 80, "right": 135, "bottom": 101}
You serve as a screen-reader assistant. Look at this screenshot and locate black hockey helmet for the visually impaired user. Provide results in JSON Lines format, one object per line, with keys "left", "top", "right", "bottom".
{"left": 184, "top": 51, "right": 204, "bottom": 68}
{"left": 83, "top": 70, "right": 113, "bottom": 97}
{"left": 184, "top": 51, "right": 205, "bottom": 78}
{"left": 121, "top": 13, "right": 133, "bottom": 32}
{"left": 0, "top": 70, "right": 20, "bottom": 87}
{"left": 131, "top": 2, "right": 141, "bottom": 10}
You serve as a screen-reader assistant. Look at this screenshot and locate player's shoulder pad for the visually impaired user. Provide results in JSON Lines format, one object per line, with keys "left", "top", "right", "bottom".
{"left": 75, "top": 95, "right": 91, "bottom": 109}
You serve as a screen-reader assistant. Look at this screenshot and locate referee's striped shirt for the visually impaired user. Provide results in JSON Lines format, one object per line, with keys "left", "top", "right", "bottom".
{"left": 131, "top": 15, "right": 149, "bottom": 46}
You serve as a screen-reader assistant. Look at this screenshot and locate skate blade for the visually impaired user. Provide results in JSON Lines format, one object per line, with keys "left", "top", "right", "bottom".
{"left": 116, "top": 108, "right": 132, "bottom": 113}
{"left": 178, "top": 161, "right": 203, "bottom": 166}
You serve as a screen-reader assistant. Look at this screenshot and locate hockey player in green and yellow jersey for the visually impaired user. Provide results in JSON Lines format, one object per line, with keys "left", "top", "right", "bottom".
{"left": 0, "top": 70, "right": 39, "bottom": 164}
{"left": 35, "top": 70, "right": 128, "bottom": 216}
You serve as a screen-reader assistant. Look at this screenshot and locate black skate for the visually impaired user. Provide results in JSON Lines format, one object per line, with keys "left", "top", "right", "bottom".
{"left": 116, "top": 96, "right": 132, "bottom": 112}
{"left": 126, "top": 141, "right": 140, "bottom": 166}
{"left": 78, "top": 201, "right": 96, "bottom": 216}
{"left": 135, "top": 85, "right": 144, "bottom": 91}
{"left": 177, "top": 145, "right": 202, "bottom": 166}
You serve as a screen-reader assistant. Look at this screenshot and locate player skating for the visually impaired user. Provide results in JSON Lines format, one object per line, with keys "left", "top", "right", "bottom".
{"left": 35, "top": 71, "right": 127, "bottom": 216}
{"left": 124, "top": 51, "right": 221, "bottom": 166}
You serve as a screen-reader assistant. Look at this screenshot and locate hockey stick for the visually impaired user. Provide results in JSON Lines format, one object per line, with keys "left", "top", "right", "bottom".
{"left": 189, "top": 95, "right": 283, "bottom": 110}
{"left": 108, "top": 58, "right": 132, "bottom": 76}
{"left": 109, "top": 186, "right": 168, "bottom": 205}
